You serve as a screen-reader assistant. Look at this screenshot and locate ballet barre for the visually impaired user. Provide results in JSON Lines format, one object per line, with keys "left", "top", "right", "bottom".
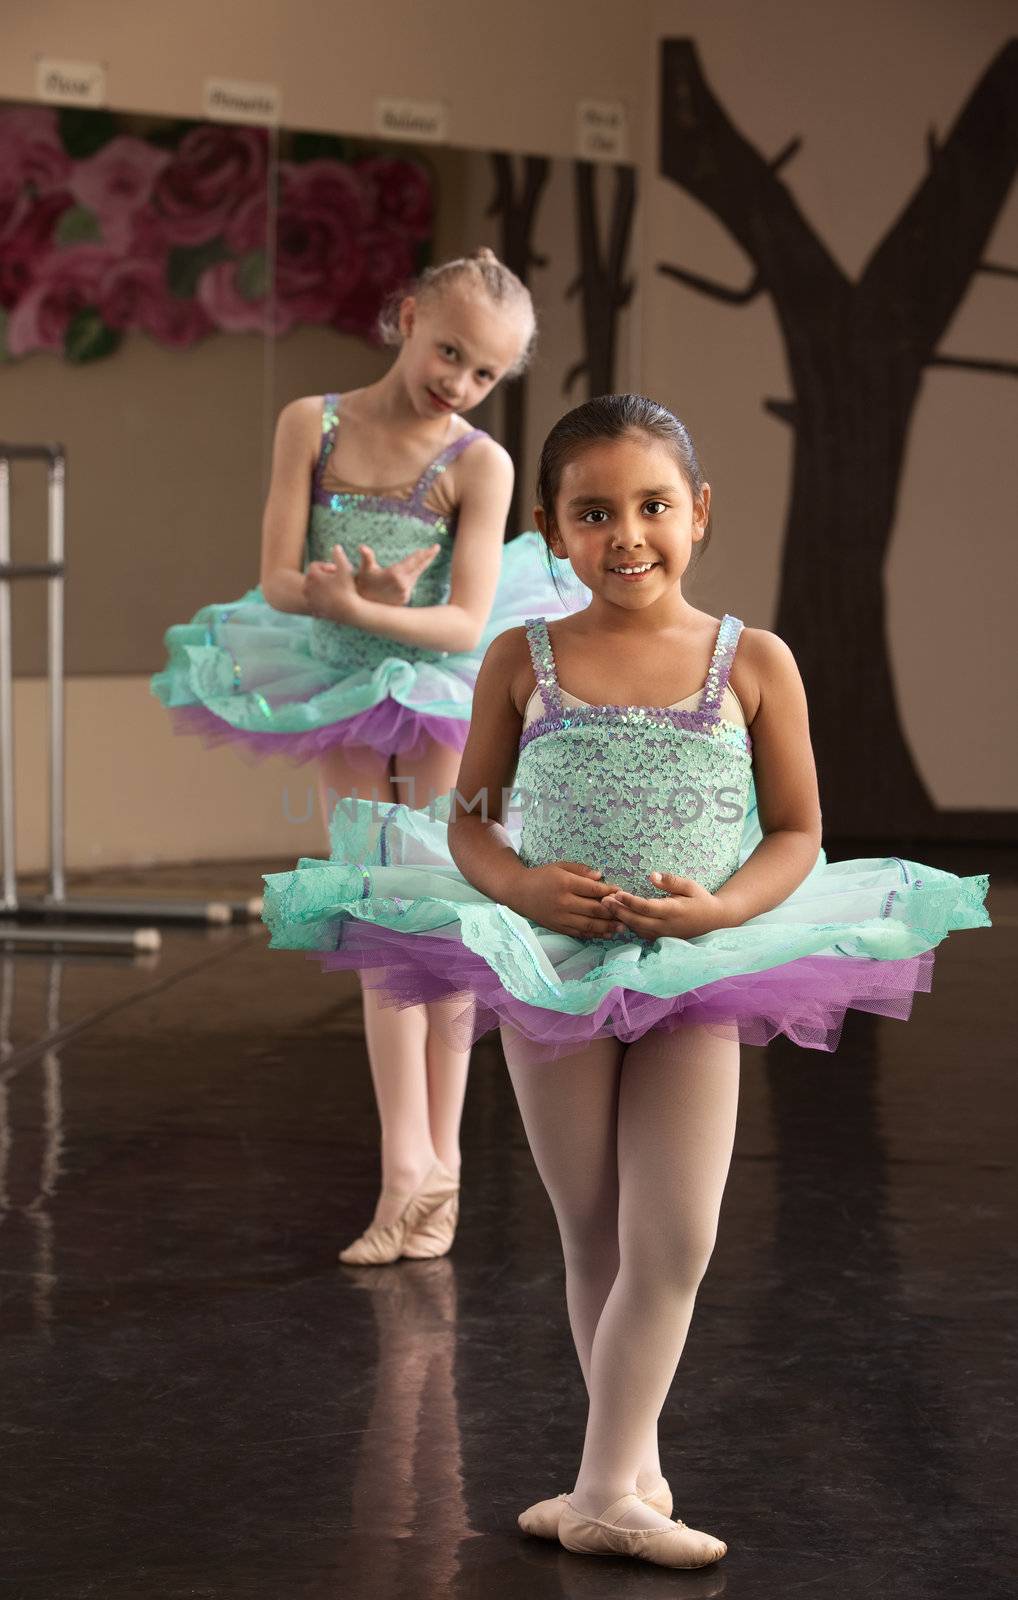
{"left": 0, "top": 442, "right": 260, "bottom": 949}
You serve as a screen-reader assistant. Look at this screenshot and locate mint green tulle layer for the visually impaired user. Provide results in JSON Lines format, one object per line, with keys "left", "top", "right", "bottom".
{"left": 262, "top": 789, "right": 991, "bottom": 1026}
{"left": 151, "top": 533, "right": 585, "bottom": 739}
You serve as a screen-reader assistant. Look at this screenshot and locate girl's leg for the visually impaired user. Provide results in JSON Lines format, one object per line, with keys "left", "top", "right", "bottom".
{"left": 318, "top": 743, "right": 438, "bottom": 1229}
{"left": 500, "top": 1025, "right": 662, "bottom": 1488}
{"left": 394, "top": 737, "right": 472, "bottom": 1179}
{"left": 419, "top": 998, "right": 469, "bottom": 1179}
{"left": 317, "top": 742, "right": 393, "bottom": 835}
{"left": 361, "top": 991, "right": 437, "bottom": 1220}
{"left": 570, "top": 1024, "right": 740, "bottom": 1526}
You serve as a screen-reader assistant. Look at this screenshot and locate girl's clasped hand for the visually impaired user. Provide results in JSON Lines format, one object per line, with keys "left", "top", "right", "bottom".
{"left": 303, "top": 540, "right": 442, "bottom": 620}
{"left": 509, "top": 863, "right": 730, "bottom": 941}
{"left": 509, "top": 861, "right": 622, "bottom": 938}
{"left": 601, "top": 873, "right": 731, "bottom": 939}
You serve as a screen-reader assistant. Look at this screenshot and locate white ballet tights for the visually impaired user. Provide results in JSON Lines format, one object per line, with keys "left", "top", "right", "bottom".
{"left": 501, "top": 1022, "right": 739, "bottom": 1527}
{"left": 318, "top": 738, "right": 471, "bottom": 1229}
{"left": 362, "top": 987, "right": 469, "bottom": 1221}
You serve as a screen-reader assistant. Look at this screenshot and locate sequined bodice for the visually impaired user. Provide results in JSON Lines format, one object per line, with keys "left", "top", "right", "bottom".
{"left": 516, "top": 616, "right": 753, "bottom": 905}
{"left": 307, "top": 394, "right": 484, "bottom": 670}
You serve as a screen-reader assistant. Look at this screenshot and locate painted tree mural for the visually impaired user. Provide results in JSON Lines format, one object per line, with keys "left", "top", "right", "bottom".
{"left": 658, "top": 39, "right": 1018, "bottom": 840}
{"left": 487, "top": 153, "right": 549, "bottom": 536}
{"left": 565, "top": 160, "right": 636, "bottom": 399}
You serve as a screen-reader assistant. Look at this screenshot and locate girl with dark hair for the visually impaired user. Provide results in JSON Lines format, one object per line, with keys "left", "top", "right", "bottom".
{"left": 264, "top": 393, "right": 988, "bottom": 1567}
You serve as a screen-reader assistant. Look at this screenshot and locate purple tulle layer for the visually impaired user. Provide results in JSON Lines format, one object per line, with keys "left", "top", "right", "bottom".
{"left": 318, "top": 923, "right": 936, "bottom": 1060}
{"left": 169, "top": 700, "right": 469, "bottom": 765}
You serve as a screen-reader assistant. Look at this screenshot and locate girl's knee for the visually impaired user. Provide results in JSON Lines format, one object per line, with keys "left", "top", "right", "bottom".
{"left": 678, "top": 1224, "right": 720, "bottom": 1289}
{"left": 561, "top": 1219, "right": 620, "bottom": 1285}
{"left": 557, "top": 1203, "right": 621, "bottom": 1267}
{"left": 626, "top": 1219, "right": 719, "bottom": 1294}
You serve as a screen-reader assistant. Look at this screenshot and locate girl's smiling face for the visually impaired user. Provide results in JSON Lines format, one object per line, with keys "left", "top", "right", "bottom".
{"left": 535, "top": 432, "right": 710, "bottom": 608}
{"left": 397, "top": 288, "right": 529, "bottom": 420}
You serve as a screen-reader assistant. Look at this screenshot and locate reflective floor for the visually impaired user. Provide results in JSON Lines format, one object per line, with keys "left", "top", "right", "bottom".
{"left": 1, "top": 855, "right": 1014, "bottom": 1599}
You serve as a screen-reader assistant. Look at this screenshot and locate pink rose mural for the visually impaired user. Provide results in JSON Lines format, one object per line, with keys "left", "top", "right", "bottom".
{"left": 97, "top": 257, "right": 213, "bottom": 347}
{"left": 152, "top": 126, "right": 267, "bottom": 248}
{"left": 274, "top": 161, "right": 366, "bottom": 319}
{"left": 0, "top": 188, "right": 73, "bottom": 309}
{"left": 0, "top": 106, "right": 71, "bottom": 197}
{"left": 0, "top": 106, "right": 434, "bottom": 363}
{"left": 70, "top": 136, "right": 170, "bottom": 251}
{"left": 6, "top": 244, "right": 117, "bottom": 358}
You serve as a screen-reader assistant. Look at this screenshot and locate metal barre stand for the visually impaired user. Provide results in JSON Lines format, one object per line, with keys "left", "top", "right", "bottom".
{"left": 0, "top": 443, "right": 262, "bottom": 953}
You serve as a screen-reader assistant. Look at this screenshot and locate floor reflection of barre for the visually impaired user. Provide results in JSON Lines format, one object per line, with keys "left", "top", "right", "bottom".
{"left": 0, "top": 441, "right": 262, "bottom": 953}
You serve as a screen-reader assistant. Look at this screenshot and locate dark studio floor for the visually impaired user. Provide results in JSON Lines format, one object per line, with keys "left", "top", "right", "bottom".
{"left": 0, "top": 852, "right": 1015, "bottom": 1600}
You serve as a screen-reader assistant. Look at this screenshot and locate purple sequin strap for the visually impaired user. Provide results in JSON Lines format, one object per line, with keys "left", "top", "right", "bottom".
{"left": 313, "top": 393, "right": 340, "bottom": 490}
{"left": 699, "top": 614, "right": 743, "bottom": 716}
{"left": 410, "top": 428, "right": 486, "bottom": 507}
{"left": 524, "top": 616, "right": 563, "bottom": 718}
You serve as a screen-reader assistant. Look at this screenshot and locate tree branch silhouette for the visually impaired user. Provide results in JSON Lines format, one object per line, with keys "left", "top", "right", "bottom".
{"left": 658, "top": 37, "right": 1018, "bottom": 837}
{"left": 927, "top": 354, "right": 1018, "bottom": 377}
{"left": 656, "top": 264, "right": 764, "bottom": 303}
{"left": 565, "top": 161, "right": 636, "bottom": 397}
{"left": 487, "top": 153, "right": 550, "bottom": 534}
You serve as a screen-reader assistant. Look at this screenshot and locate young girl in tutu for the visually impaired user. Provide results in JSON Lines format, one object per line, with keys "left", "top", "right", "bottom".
{"left": 263, "top": 394, "right": 989, "bottom": 1566}
{"left": 154, "top": 248, "right": 583, "bottom": 1265}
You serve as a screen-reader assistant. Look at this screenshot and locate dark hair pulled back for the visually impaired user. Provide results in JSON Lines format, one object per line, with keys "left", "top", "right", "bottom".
{"left": 536, "top": 393, "right": 712, "bottom": 551}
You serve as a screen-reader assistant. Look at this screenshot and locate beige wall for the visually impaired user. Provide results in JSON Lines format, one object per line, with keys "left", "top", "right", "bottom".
{"left": 10, "top": 677, "right": 324, "bottom": 871}
{"left": 0, "top": 0, "right": 646, "bottom": 161}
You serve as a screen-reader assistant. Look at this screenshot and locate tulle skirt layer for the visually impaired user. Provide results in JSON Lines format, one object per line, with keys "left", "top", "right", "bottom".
{"left": 262, "top": 795, "right": 990, "bottom": 1060}
{"left": 152, "top": 533, "right": 584, "bottom": 762}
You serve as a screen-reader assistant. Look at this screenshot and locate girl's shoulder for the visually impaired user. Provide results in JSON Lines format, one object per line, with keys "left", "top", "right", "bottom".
{"left": 272, "top": 394, "right": 330, "bottom": 469}
{"left": 278, "top": 389, "right": 359, "bottom": 437}
{"left": 449, "top": 427, "right": 512, "bottom": 478}
{"left": 733, "top": 623, "right": 798, "bottom": 673}
{"left": 279, "top": 392, "right": 331, "bottom": 422}
{"left": 729, "top": 624, "right": 803, "bottom": 724}
{"left": 483, "top": 620, "right": 533, "bottom": 667}
{"left": 480, "top": 623, "right": 538, "bottom": 716}
{"left": 443, "top": 430, "right": 514, "bottom": 518}
{"left": 275, "top": 393, "right": 332, "bottom": 444}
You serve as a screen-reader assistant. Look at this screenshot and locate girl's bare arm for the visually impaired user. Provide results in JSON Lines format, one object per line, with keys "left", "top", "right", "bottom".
{"left": 259, "top": 398, "right": 321, "bottom": 614}
{"left": 448, "top": 630, "right": 621, "bottom": 936}
{"left": 712, "top": 629, "right": 824, "bottom": 926}
{"left": 447, "top": 628, "right": 530, "bottom": 897}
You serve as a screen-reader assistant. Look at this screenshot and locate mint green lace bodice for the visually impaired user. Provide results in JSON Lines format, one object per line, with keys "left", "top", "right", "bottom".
{"left": 516, "top": 615, "right": 753, "bottom": 900}
{"left": 307, "top": 394, "right": 484, "bottom": 672}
